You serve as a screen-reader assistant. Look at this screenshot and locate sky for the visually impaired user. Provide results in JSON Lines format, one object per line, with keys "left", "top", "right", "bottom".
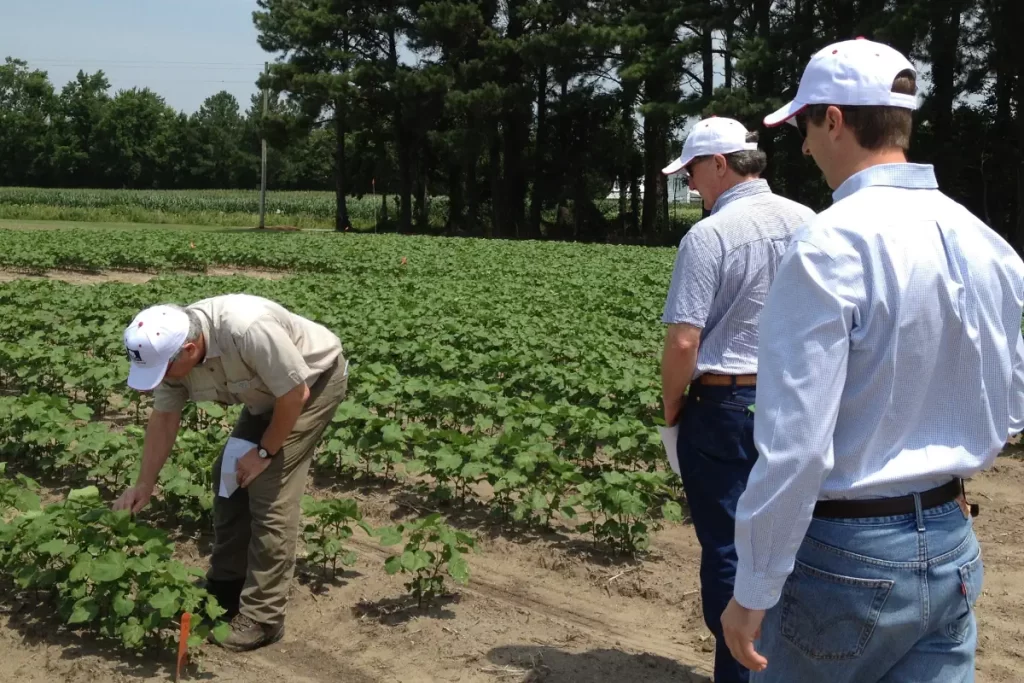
{"left": 1, "top": 0, "right": 270, "bottom": 114}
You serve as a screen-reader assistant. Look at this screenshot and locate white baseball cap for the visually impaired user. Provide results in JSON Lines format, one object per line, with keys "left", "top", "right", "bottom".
{"left": 662, "top": 117, "right": 758, "bottom": 175}
{"left": 123, "top": 305, "right": 191, "bottom": 391}
{"left": 764, "top": 38, "right": 918, "bottom": 128}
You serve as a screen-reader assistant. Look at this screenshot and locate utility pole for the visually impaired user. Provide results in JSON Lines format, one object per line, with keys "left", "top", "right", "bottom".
{"left": 258, "top": 61, "right": 269, "bottom": 229}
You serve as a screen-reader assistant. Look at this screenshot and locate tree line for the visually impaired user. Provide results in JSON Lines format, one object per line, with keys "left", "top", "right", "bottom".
{"left": 2, "top": 0, "right": 1021, "bottom": 247}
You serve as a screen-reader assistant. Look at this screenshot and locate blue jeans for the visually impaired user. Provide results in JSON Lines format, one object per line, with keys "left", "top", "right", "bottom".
{"left": 677, "top": 383, "right": 757, "bottom": 683}
{"left": 751, "top": 497, "right": 983, "bottom": 683}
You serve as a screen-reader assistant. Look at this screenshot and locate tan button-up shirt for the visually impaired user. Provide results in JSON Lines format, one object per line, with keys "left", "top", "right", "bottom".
{"left": 153, "top": 294, "right": 342, "bottom": 415}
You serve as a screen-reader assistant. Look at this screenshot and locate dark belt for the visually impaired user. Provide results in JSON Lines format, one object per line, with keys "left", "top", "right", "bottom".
{"left": 813, "top": 478, "right": 978, "bottom": 519}
{"left": 698, "top": 373, "right": 756, "bottom": 387}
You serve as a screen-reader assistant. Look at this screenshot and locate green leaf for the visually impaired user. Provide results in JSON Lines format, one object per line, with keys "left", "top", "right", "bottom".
{"left": 211, "top": 621, "right": 232, "bottom": 643}
{"left": 384, "top": 556, "right": 402, "bottom": 575}
{"left": 67, "top": 486, "right": 100, "bottom": 502}
{"left": 205, "top": 600, "right": 227, "bottom": 621}
{"left": 69, "top": 557, "right": 93, "bottom": 582}
{"left": 381, "top": 423, "right": 404, "bottom": 444}
{"left": 37, "top": 539, "right": 69, "bottom": 556}
{"left": 662, "top": 500, "right": 683, "bottom": 523}
{"left": 148, "top": 587, "right": 181, "bottom": 618}
{"left": 376, "top": 527, "right": 404, "bottom": 547}
{"left": 71, "top": 404, "right": 94, "bottom": 421}
{"left": 68, "top": 597, "right": 99, "bottom": 625}
{"left": 400, "top": 550, "right": 418, "bottom": 571}
{"left": 447, "top": 553, "right": 469, "bottom": 584}
{"left": 113, "top": 593, "right": 136, "bottom": 617}
{"left": 118, "top": 620, "right": 146, "bottom": 649}
{"left": 91, "top": 551, "right": 127, "bottom": 582}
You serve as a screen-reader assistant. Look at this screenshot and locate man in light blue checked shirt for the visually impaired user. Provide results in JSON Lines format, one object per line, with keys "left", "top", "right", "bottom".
{"left": 661, "top": 116, "right": 815, "bottom": 683}
{"left": 721, "top": 38, "right": 1024, "bottom": 683}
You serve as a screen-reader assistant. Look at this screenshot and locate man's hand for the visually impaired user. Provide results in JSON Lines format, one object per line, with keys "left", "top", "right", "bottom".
{"left": 236, "top": 448, "right": 272, "bottom": 488}
{"left": 721, "top": 597, "right": 768, "bottom": 672}
{"left": 112, "top": 483, "right": 154, "bottom": 515}
{"left": 664, "top": 395, "right": 686, "bottom": 427}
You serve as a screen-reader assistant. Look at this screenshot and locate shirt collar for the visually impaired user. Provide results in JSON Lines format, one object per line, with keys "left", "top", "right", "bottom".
{"left": 832, "top": 163, "right": 939, "bottom": 203}
{"left": 711, "top": 179, "right": 772, "bottom": 215}
{"left": 194, "top": 308, "right": 221, "bottom": 360}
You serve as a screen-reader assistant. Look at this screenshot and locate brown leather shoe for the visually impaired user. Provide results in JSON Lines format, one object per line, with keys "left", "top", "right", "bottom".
{"left": 217, "top": 613, "right": 284, "bottom": 652}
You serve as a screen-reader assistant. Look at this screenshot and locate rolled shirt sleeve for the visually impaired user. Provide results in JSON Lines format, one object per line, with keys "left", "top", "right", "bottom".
{"left": 661, "top": 225, "right": 722, "bottom": 328}
{"left": 733, "top": 239, "right": 856, "bottom": 610}
{"left": 153, "top": 380, "right": 189, "bottom": 414}
{"left": 1009, "top": 330, "right": 1024, "bottom": 439}
{"left": 237, "top": 316, "right": 314, "bottom": 397}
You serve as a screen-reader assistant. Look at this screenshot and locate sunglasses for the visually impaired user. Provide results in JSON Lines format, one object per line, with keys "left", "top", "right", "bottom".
{"left": 683, "top": 156, "right": 708, "bottom": 176}
{"left": 795, "top": 114, "right": 808, "bottom": 139}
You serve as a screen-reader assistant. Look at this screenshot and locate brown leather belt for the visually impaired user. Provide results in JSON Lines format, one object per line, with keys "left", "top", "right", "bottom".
{"left": 698, "top": 373, "right": 757, "bottom": 387}
{"left": 813, "top": 479, "right": 978, "bottom": 519}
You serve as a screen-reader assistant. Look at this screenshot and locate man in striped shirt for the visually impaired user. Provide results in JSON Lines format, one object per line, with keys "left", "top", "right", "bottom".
{"left": 721, "top": 39, "right": 1024, "bottom": 682}
{"left": 661, "top": 116, "right": 815, "bottom": 683}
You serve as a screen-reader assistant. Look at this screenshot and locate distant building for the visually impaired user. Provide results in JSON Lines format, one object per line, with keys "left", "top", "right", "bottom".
{"left": 605, "top": 177, "right": 702, "bottom": 205}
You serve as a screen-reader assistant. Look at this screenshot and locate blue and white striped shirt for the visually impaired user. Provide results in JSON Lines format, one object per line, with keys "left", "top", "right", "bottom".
{"left": 734, "top": 163, "right": 1024, "bottom": 611}
{"left": 662, "top": 179, "right": 816, "bottom": 377}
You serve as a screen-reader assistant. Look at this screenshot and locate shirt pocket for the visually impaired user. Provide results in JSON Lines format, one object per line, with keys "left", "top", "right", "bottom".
{"left": 191, "top": 388, "right": 221, "bottom": 404}
{"left": 225, "top": 373, "right": 272, "bottom": 411}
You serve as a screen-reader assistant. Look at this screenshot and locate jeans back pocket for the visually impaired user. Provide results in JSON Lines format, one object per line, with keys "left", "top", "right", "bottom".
{"left": 780, "top": 560, "right": 894, "bottom": 660}
{"left": 946, "top": 549, "right": 984, "bottom": 643}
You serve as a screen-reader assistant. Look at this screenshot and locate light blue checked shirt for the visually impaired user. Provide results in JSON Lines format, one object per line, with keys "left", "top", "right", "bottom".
{"left": 662, "top": 179, "right": 816, "bottom": 376}
{"left": 734, "top": 163, "right": 1024, "bottom": 610}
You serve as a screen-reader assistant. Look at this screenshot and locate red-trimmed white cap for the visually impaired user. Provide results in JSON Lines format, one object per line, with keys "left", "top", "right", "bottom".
{"left": 663, "top": 117, "right": 758, "bottom": 175}
{"left": 764, "top": 38, "right": 918, "bottom": 128}
{"left": 123, "top": 305, "right": 190, "bottom": 391}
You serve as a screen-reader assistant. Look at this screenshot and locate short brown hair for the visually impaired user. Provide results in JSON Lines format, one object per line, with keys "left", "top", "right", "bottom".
{"left": 803, "top": 69, "right": 917, "bottom": 150}
{"left": 724, "top": 132, "right": 767, "bottom": 176}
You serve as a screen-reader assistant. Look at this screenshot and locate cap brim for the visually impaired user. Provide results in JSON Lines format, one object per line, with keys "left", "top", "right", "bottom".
{"left": 764, "top": 101, "right": 807, "bottom": 128}
{"left": 127, "top": 363, "right": 169, "bottom": 392}
{"left": 661, "top": 156, "right": 692, "bottom": 176}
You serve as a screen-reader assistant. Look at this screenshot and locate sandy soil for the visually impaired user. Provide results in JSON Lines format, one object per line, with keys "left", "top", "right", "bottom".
{"left": 2, "top": 454, "right": 1022, "bottom": 683}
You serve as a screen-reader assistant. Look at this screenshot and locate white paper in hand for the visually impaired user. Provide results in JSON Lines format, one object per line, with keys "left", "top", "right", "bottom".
{"left": 658, "top": 425, "right": 681, "bottom": 477}
{"left": 219, "top": 437, "right": 257, "bottom": 498}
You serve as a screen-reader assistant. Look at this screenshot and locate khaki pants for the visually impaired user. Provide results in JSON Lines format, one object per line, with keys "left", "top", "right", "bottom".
{"left": 208, "top": 355, "right": 347, "bottom": 626}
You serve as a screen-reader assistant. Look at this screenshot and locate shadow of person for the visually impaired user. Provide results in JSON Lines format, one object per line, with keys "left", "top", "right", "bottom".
{"left": 486, "top": 644, "right": 711, "bottom": 683}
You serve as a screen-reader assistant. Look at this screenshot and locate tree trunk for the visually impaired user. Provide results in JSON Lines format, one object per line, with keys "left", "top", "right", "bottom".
{"left": 724, "top": 0, "right": 734, "bottom": 89}
{"left": 928, "top": 0, "right": 966, "bottom": 187}
{"left": 414, "top": 143, "right": 429, "bottom": 230}
{"left": 333, "top": 107, "right": 350, "bottom": 232}
{"left": 641, "top": 80, "right": 669, "bottom": 237}
{"left": 466, "top": 132, "right": 480, "bottom": 235}
{"left": 629, "top": 171, "right": 640, "bottom": 237}
{"left": 489, "top": 123, "right": 502, "bottom": 238}
{"left": 702, "top": 24, "right": 714, "bottom": 102}
{"left": 554, "top": 78, "right": 571, "bottom": 232}
{"left": 530, "top": 66, "right": 548, "bottom": 239}
{"left": 447, "top": 160, "right": 463, "bottom": 233}
{"left": 502, "top": 0, "right": 527, "bottom": 239}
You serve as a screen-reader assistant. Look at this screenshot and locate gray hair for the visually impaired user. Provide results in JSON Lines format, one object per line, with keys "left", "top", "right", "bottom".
{"left": 164, "top": 304, "right": 203, "bottom": 361}
{"left": 724, "top": 132, "right": 767, "bottom": 177}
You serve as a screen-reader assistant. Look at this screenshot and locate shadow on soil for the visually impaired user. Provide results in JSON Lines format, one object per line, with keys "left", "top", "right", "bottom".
{"left": 294, "top": 560, "right": 362, "bottom": 595}
{"left": 485, "top": 645, "right": 710, "bottom": 683}
{"left": 351, "top": 592, "right": 460, "bottom": 626}
{"left": 1, "top": 600, "right": 214, "bottom": 681}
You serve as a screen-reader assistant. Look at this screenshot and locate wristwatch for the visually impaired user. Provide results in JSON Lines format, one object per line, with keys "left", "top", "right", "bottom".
{"left": 257, "top": 445, "right": 274, "bottom": 459}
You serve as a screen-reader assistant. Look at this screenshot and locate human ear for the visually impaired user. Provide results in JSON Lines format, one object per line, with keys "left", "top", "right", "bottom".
{"left": 715, "top": 154, "right": 728, "bottom": 177}
{"left": 826, "top": 106, "right": 843, "bottom": 140}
